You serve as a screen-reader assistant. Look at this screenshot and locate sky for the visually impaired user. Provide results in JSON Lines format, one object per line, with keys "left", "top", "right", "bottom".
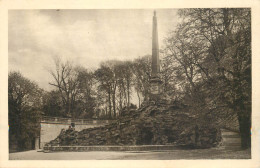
{"left": 9, "top": 9, "right": 179, "bottom": 91}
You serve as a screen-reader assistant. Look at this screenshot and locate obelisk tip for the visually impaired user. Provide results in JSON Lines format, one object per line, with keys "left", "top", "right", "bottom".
{"left": 154, "top": 10, "right": 156, "bottom": 16}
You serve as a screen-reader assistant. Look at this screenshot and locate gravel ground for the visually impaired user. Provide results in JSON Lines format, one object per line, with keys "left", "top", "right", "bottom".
{"left": 9, "top": 148, "right": 250, "bottom": 160}
{"left": 10, "top": 129, "right": 250, "bottom": 160}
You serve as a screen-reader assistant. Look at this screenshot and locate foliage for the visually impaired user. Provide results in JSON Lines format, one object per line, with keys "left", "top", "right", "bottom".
{"left": 94, "top": 60, "right": 135, "bottom": 118}
{"left": 132, "top": 55, "right": 151, "bottom": 106}
{"left": 8, "top": 71, "right": 42, "bottom": 150}
{"left": 42, "top": 90, "right": 65, "bottom": 117}
{"left": 163, "top": 8, "right": 251, "bottom": 148}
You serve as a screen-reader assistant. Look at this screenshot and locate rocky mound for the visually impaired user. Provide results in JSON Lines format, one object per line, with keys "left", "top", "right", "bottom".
{"left": 45, "top": 101, "right": 222, "bottom": 148}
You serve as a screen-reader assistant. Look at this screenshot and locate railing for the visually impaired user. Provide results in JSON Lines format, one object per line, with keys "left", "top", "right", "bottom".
{"left": 41, "top": 116, "right": 116, "bottom": 125}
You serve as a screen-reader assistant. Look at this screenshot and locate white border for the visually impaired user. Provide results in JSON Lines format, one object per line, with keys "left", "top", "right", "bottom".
{"left": 0, "top": 0, "right": 259, "bottom": 167}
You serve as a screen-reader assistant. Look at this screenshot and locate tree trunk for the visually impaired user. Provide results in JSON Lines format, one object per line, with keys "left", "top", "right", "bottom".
{"left": 108, "top": 91, "right": 112, "bottom": 119}
{"left": 119, "top": 88, "right": 123, "bottom": 116}
{"left": 234, "top": 78, "right": 251, "bottom": 149}
{"left": 122, "top": 82, "right": 127, "bottom": 107}
{"left": 136, "top": 90, "right": 141, "bottom": 108}
{"left": 127, "top": 81, "right": 130, "bottom": 108}
{"left": 105, "top": 106, "right": 107, "bottom": 118}
{"left": 232, "top": 63, "right": 251, "bottom": 149}
{"left": 112, "top": 89, "right": 116, "bottom": 118}
{"left": 237, "top": 106, "right": 251, "bottom": 149}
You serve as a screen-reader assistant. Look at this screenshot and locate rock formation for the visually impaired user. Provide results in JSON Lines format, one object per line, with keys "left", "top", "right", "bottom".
{"left": 45, "top": 100, "right": 222, "bottom": 149}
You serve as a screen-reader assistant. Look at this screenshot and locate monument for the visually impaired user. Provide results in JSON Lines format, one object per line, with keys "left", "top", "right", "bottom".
{"left": 150, "top": 11, "right": 163, "bottom": 101}
{"left": 43, "top": 11, "right": 222, "bottom": 151}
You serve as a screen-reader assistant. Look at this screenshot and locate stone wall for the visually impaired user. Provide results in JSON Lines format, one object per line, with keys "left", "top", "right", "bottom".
{"left": 40, "top": 117, "right": 114, "bottom": 148}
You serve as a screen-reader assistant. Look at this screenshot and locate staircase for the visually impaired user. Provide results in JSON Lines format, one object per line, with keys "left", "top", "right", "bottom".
{"left": 221, "top": 129, "right": 241, "bottom": 149}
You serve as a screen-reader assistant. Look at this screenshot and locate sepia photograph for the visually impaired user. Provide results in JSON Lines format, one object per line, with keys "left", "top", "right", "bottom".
{"left": 6, "top": 8, "right": 253, "bottom": 161}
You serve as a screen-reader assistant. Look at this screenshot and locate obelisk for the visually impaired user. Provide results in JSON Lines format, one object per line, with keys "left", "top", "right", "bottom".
{"left": 150, "top": 11, "right": 162, "bottom": 101}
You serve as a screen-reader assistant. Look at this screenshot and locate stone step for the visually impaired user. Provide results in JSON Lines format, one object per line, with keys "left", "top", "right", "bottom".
{"left": 220, "top": 129, "right": 241, "bottom": 148}
{"left": 222, "top": 134, "right": 240, "bottom": 138}
{"left": 223, "top": 138, "right": 240, "bottom": 141}
{"left": 223, "top": 142, "right": 240, "bottom": 145}
{"left": 221, "top": 132, "right": 239, "bottom": 136}
{"left": 43, "top": 145, "right": 180, "bottom": 152}
{"left": 222, "top": 141, "right": 241, "bottom": 145}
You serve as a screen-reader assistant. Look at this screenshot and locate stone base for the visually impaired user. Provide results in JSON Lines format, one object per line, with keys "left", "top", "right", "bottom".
{"left": 150, "top": 76, "right": 163, "bottom": 102}
{"left": 43, "top": 145, "right": 179, "bottom": 152}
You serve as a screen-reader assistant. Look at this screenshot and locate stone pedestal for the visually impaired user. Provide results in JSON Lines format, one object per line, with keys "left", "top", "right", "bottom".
{"left": 150, "top": 76, "right": 163, "bottom": 102}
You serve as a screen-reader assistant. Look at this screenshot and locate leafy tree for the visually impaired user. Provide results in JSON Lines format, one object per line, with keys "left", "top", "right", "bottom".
{"left": 75, "top": 67, "right": 96, "bottom": 118}
{"left": 8, "top": 71, "right": 42, "bottom": 150}
{"left": 94, "top": 60, "right": 136, "bottom": 118}
{"left": 118, "top": 61, "right": 133, "bottom": 109}
{"left": 94, "top": 64, "right": 115, "bottom": 118}
{"left": 132, "top": 55, "right": 151, "bottom": 106}
{"left": 164, "top": 8, "right": 251, "bottom": 148}
{"left": 115, "top": 61, "right": 134, "bottom": 114}
{"left": 160, "top": 52, "right": 178, "bottom": 98}
{"left": 42, "top": 90, "right": 64, "bottom": 117}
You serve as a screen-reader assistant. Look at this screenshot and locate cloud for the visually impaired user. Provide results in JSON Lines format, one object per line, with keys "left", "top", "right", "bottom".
{"left": 8, "top": 9, "right": 178, "bottom": 91}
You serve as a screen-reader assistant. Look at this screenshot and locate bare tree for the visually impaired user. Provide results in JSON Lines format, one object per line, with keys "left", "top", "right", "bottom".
{"left": 48, "top": 57, "right": 80, "bottom": 120}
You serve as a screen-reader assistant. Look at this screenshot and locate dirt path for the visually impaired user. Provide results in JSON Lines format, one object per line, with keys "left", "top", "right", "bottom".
{"left": 9, "top": 147, "right": 250, "bottom": 160}
{"left": 9, "top": 129, "right": 250, "bottom": 160}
